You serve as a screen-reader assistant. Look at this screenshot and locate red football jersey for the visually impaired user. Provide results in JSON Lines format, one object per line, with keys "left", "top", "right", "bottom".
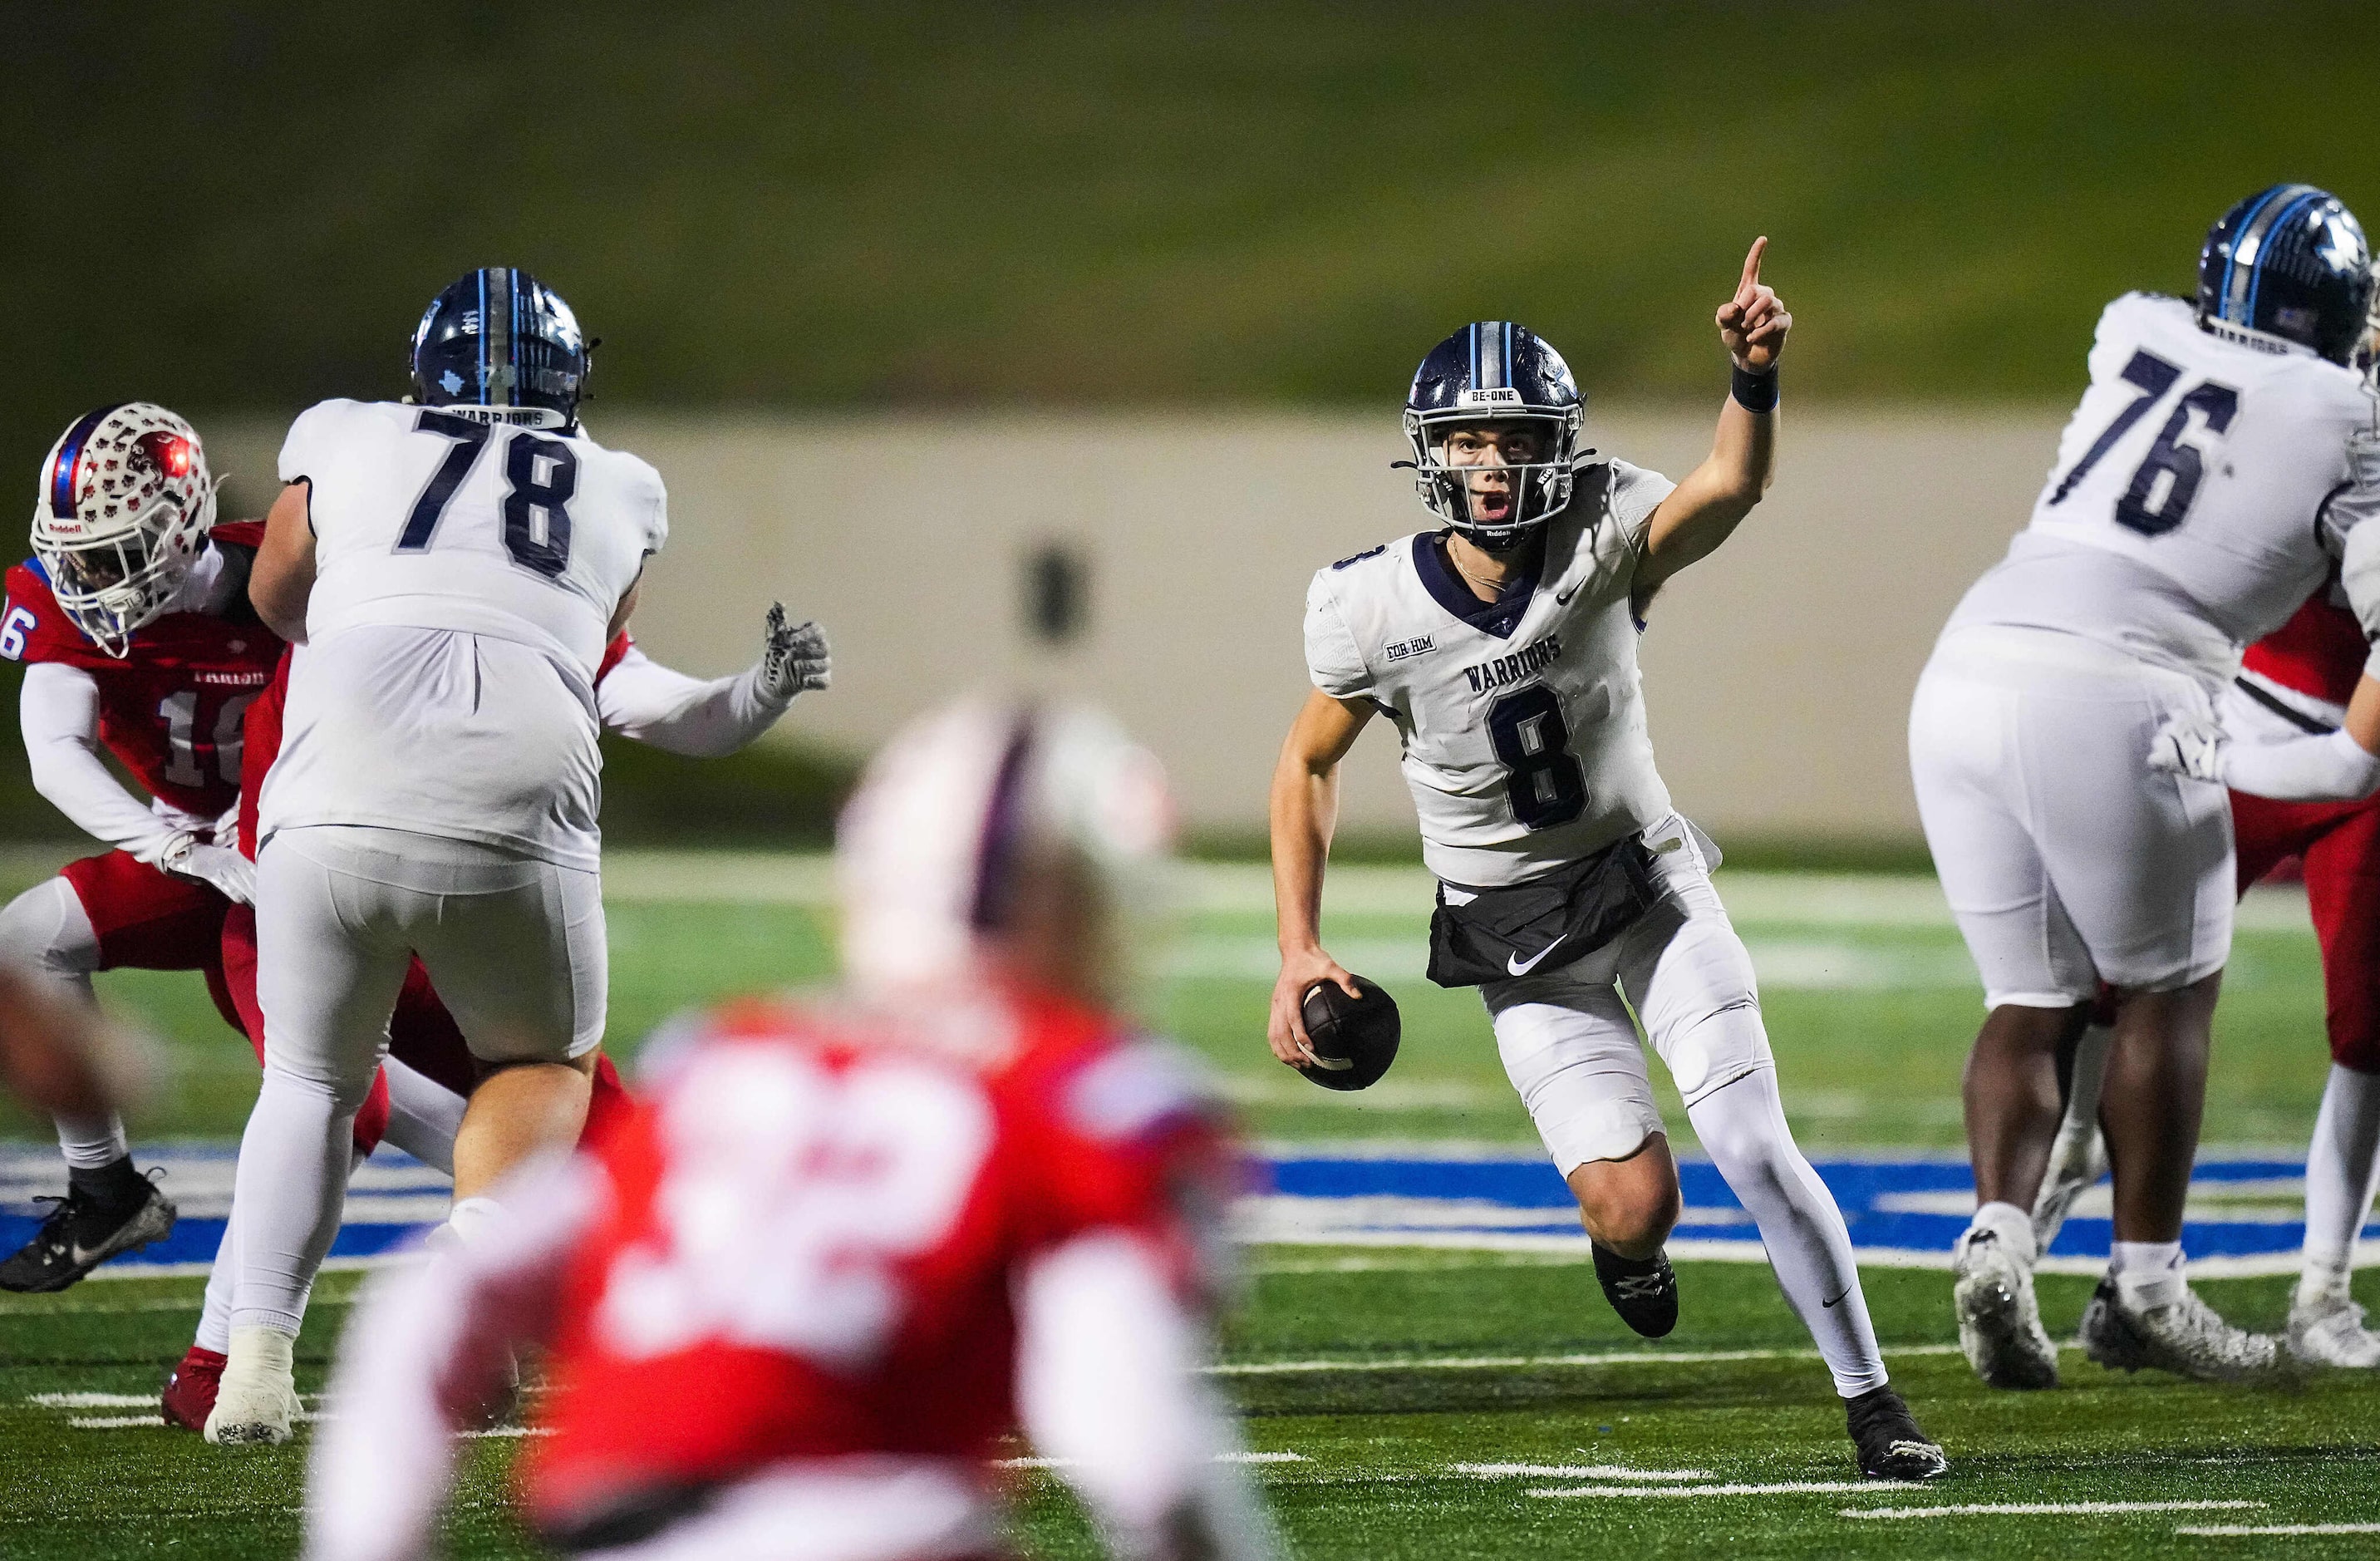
{"left": 2, "top": 522, "right": 282, "bottom": 820}
{"left": 516, "top": 990, "right": 1228, "bottom": 1532}
{"left": 2243, "top": 590, "right": 2366, "bottom": 707}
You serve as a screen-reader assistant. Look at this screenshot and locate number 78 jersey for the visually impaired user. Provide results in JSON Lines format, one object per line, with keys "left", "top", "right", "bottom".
{"left": 278, "top": 399, "right": 666, "bottom": 677}
{"left": 1992, "top": 292, "right": 2380, "bottom": 660}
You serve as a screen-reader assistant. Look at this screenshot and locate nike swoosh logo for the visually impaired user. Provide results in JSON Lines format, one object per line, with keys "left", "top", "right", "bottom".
{"left": 1822, "top": 1286, "right": 1852, "bottom": 1308}
{"left": 1555, "top": 584, "right": 1581, "bottom": 606}
{"left": 1507, "top": 935, "right": 1568, "bottom": 977}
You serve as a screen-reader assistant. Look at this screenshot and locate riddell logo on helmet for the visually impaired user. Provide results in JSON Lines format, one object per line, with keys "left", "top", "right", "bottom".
{"left": 1458, "top": 387, "right": 1522, "bottom": 406}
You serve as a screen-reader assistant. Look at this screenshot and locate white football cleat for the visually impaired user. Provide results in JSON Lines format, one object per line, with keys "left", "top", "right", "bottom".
{"left": 1952, "top": 1227, "right": 2058, "bottom": 1390}
{"left": 2078, "top": 1278, "right": 2286, "bottom": 1385}
{"left": 2286, "top": 1294, "right": 2380, "bottom": 1368}
{"left": 204, "top": 1326, "right": 300, "bottom": 1445}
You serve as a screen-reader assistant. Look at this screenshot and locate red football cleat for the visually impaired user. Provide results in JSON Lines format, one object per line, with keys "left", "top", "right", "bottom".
{"left": 160, "top": 1345, "right": 226, "bottom": 1432}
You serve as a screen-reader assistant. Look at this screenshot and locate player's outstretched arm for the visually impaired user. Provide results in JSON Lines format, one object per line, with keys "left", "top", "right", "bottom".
{"left": 1639, "top": 237, "right": 1790, "bottom": 595}
{"left": 597, "top": 605, "right": 832, "bottom": 757}
{"left": 248, "top": 482, "right": 317, "bottom": 643}
{"left": 1267, "top": 690, "right": 1372, "bottom": 1066}
{"left": 19, "top": 662, "right": 180, "bottom": 859}
{"left": 2157, "top": 678, "right": 2380, "bottom": 801}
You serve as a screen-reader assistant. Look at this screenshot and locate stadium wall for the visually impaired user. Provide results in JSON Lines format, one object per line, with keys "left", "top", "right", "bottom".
{"left": 203, "top": 408, "right": 2066, "bottom": 845}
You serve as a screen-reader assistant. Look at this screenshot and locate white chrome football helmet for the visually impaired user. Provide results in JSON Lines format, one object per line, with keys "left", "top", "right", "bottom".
{"left": 31, "top": 404, "right": 218, "bottom": 658}
{"left": 837, "top": 698, "right": 1177, "bottom": 999}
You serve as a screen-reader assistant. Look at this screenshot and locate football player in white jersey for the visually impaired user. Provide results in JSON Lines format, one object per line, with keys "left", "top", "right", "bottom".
{"left": 1910, "top": 186, "right": 2380, "bottom": 1390}
{"left": 1269, "top": 246, "right": 1947, "bottom": 1481}
{"left": 206, "top": 268, "right": 687, "bottom": 1442}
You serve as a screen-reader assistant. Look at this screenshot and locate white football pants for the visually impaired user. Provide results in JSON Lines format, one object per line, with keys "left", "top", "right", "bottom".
{"left": 1910, "top": 625, "right": 2232, "bottom": 1007}
{"left": 1481, "top": 814, "right": 1887, "bottom": 1396}
{"left": 229, "top": 824, "right": 605, "bottom": 1335}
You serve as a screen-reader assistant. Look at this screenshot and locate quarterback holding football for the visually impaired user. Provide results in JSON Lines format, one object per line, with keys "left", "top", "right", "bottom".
{"left": 1266, "top": 244, "right": 1946, "bottom": 1480}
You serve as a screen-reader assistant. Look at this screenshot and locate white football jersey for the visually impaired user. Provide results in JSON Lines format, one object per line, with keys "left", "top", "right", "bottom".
{"left": 259, "top": 400, "right": 667, "bottom": 868}
{"left": 1306, "top": 460, "right": 1676, "bottom": 887}
{"left": 1946, "top": 293, "right": 2380, "bottom": 682}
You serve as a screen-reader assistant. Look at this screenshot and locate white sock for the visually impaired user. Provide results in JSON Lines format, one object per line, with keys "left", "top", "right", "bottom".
{"left": 227, "top": 1066, "right": 357, "bottom": 1337}
{"left": 379, "top": 1058, "right": 465, "bottom": 1175}
{"left": 53, "top": 1110, "right": 129, "bottom": 1170}
{"left": 1968, "top": 1200, "right": 2038, "bottom": 1265}
{"left": 1685, "top": 1063, "right": 1887, "bottom": 1397}
{"left": 2111, "top": 1239, "right": 2186, "bottom": 1310}
{"left": 194, "top": 1213, "right": 237, "bottom": 1356}
{"left": 2300, "top": 1063, "right": 2380, "bottom": 1309}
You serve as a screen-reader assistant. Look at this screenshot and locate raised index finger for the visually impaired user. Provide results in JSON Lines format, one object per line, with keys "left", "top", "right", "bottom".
{"left": 1738, "top": 235, "right": 1768, "bottom": 298}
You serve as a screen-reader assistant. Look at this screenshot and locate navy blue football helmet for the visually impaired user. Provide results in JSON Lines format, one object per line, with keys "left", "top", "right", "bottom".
{"left": 1403, "top": 322, "right": 1584, "bottom": 546}
{"left": 2196, "top": 185, "right": 2374, "bottom": 366}
{"left": 409, "top": 267, "right": 589, "bottom": 429}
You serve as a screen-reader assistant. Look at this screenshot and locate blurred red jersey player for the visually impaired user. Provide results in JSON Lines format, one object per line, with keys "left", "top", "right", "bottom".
{"left": 305, "top": 701, "right": 1279, "bottom": 1561}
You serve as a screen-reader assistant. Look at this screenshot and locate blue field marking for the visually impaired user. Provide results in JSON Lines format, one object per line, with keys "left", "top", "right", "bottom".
{"left": 1250, "top": 1150, "right": 2373, "bottom": 1276}
{"left": 4, "top": 1144, "right": 2371, "bottom": 1282}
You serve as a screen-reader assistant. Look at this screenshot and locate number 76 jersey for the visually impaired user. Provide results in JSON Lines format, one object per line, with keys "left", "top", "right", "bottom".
{"left": 1955, "top": 292, "right": 2380, "bottom": 676}
{"left": 278, "top": 399, "right": 666, "bottom": 678}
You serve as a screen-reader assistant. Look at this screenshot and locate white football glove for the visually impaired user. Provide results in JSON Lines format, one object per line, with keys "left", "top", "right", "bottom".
{"left": 2146, "top": 712, "right": 2228, "bottom": 785}
{"left": 157, "top": 831, "right": 256, "bottom": 905}
{"left": 755, "top": 603, "right": 831, "bottom": 702}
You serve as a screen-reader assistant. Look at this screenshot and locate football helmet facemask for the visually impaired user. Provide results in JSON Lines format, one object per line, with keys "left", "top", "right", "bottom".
{"left": 410, "top": 266, "right": 589, "bottom": 430}
{"left": 1402, "top": 321, "right": 1584, "bottom": 548}
{"left": 30, "top": 403, "right": 219, "bottom": 658}
{"left": 2196, "top": 185, "right": 2374, "bottom": 366}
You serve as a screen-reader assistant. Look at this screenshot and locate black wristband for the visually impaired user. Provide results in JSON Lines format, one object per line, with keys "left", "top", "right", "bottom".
{"left": 1730, "top": 362, "right": 1779, "bottom": 413}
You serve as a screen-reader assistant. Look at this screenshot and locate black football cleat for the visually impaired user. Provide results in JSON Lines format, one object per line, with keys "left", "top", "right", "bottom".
{"left": 1845, "top": 1385, "right": 1949, "bottom": 1481}
{"left": 0, "top": 1172, "right": 175, "bottom": 1293}
{"left": 1591, "top": 1241, "right": 1679, "bottom": 1338}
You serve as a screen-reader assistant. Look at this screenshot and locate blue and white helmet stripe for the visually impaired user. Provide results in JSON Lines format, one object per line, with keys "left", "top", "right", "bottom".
{"left": 46, "top": 404, "right": 120, "bottom": 520}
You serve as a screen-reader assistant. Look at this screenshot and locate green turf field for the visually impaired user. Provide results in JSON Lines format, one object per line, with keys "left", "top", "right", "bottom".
{"left": 0, "top": 852, "right": 2337, "bottom": 1152}
{"left": 1, "top": 853, "right": 2371, "bottom": 1559}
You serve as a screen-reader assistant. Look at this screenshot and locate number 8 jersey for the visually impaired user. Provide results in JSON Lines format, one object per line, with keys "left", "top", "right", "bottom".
{"left": 1945, "top": 292, "right": 2380, "bottom": 683}
{"left": 1304, "top": 459, "right": 1677, "bottom": 887}
{"left": 261, "top": 400, "right": 667, "bottom": 869}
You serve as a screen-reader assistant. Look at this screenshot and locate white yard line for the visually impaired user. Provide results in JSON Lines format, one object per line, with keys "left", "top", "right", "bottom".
{"left": 1532, "top": 1480, "right": 1881, "bottom": 1499}
{"left": 1457, "top": 1463, "right": 1709, "bottom": 1481}
{"left": 2176, "top": 1524, "right": 2380, "bottom": 1536}
{"left": 993, "top": 1452, "right": 1306, "bottom": 1470}
{"left": 1842, "top": 1499, "right": 2264, "bottom": 1520}
{"left": 1206, "top": 1343, "right": 1964, "bottom": 1376}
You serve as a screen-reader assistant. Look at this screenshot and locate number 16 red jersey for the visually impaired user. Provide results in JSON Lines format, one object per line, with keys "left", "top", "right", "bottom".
{"left": 0, "top": 521, "right": 282, "bottom": 820}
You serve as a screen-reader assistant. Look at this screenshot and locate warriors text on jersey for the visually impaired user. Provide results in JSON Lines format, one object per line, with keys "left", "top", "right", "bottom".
{"left": 1945, "top": 292, "right": 2380, "bottom": 684}
{"left": 517, "top": 990, "right": 1228, "bottom": 1542}
{"left": 1304, "top": 460, "right": 1676, "bottom": 886}
{"left": 0, "top": 522, "right": 280, "bottom": 820}
{"left": 259, "top": 401, "right": 667, "bottom": 868}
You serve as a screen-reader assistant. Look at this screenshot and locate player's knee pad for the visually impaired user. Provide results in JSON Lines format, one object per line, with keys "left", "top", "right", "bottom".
{"left": 1681, "top": 1064, "right": 1802, "bottom": 1195}
{"left": 0, "top": 875, "right": 99, "bottom": 977}
{"left": 259, "top": 1041, "right": 383, "bottom": 1115}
